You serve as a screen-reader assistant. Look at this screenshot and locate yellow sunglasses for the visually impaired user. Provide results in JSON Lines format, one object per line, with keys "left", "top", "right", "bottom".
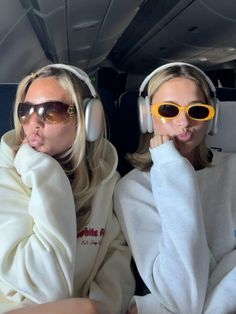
{"left": 151, "top": 102, "right": 215, "bottom": 121}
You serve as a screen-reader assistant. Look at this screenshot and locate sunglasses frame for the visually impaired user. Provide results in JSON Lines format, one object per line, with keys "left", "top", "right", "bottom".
{"left": 151, "top": 102, "right": 215, "bottom": 121}
{"left": 17, "top": 101, "right": 76, "bottom": 124}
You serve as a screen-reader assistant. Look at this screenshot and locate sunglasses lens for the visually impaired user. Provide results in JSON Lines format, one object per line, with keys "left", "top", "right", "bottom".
{"left": 158, "top": 104, "right": 179, "bottom": 118}
{"left": 188, "top": 105, "right": 210, "bottom": 120}
{"left": 44, "top": 102, "right": 70, "bottom": 123}
{"left": 18, "top": 103, "right": 31, "bottom": 123}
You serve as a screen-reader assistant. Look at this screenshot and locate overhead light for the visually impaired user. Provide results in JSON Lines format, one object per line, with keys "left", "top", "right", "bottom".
{"left": 226, "top": 47, "right": 236, "bottom": 52}
{"left": 199, "top": 57, "right": 208, "bottom": 61}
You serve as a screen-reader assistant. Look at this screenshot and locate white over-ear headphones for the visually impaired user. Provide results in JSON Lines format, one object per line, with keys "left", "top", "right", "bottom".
{"left": 44, "top": 63, "right": 103, "bottom": 142}
{"left": 138, "top": 62, "right": 219, "bottom": 135}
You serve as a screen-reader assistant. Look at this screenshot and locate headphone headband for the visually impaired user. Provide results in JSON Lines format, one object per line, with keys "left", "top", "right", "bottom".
{"left": 139, "top": 62, "right": 216, "bottom": 95}
{"left": 44, "top": 63, "right": 97, "bottom": 98}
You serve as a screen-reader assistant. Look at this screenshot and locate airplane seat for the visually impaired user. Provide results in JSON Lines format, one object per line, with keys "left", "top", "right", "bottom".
{"left": 0, "top": 84, "right": 17, "bottom": 138}
{"left": 216, "top": 87, "right": 236, "bottom": 100}
{"left": 98, "top": 88, "right": 119, "bottom": 149}
{"left": 116, "top": 90, "right": 140, "bottom": 176}
{"left": 207, "top": 87, "right": 236, "bottom": 153}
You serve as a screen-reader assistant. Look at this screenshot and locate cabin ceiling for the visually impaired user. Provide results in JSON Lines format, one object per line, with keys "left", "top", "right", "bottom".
{"left": 109, "top": 0, "right": 236, "bottom": 74}
{"left": 1, "top": 0, "right": 236, "bottom": 83}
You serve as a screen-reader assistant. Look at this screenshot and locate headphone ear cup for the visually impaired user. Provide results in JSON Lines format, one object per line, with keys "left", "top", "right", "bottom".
{"left": 83, "top": 98, "right": 103, "bottom": 142}
{"left": 137, "top": 96, "right": 153, "bottom": 133}
{"left": 208, "top": 98, "right": 219, "bottom": 135}
{"left": 138, "top": 96, "right": 147, "bottom": 133}
{"left": 145, "top": 96, "right": 153, "bottom": 133}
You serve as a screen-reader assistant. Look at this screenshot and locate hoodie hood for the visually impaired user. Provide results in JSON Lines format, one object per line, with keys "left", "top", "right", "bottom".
{"left": 100, "top": 139, "right": 118, "bottom": 184}
{"left": 0, "top": 130, "right": 16, "bottom": 168}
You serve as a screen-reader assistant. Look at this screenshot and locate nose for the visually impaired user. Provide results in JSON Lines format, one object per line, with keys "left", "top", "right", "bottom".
{"left": 175, "top": 110, "right": 190, "bottom": 128}
{"left": 27, "top": 112, "right": 44, "bottom": 127}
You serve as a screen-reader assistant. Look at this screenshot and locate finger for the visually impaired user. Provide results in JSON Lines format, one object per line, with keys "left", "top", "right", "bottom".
{"left": 150, "top": 135, "right": 163, "bottom": 148}
{"left": 150, "top": 134, "right": 172, "bottom": 149}
{"left": 162, "top": 134, "right": 172, "bottom": 142}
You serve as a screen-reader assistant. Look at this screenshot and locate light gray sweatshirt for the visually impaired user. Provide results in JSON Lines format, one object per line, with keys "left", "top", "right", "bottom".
{"left": 114, "top": 140, "right": 236, "bottom": 314}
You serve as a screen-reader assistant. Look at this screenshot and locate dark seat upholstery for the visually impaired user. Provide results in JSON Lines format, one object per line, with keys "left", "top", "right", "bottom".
{"left": 0, "top": 84, "right": 17, "bottom": 138}
{"left": 207, "top": 87, "right": 236, "bottom": 152}
{"left": 116, "top": 90, "right": 140, "bottom": 176}
{"left": 98, "top": 88, "right": 119, "bottom": 149}
{"left": 216, "top": 87, "right": 236, "bottom": 101}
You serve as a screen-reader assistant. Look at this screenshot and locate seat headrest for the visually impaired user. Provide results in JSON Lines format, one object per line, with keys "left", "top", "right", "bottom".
{"left": 207, "top": 100, "right": 236, "bottom": 153}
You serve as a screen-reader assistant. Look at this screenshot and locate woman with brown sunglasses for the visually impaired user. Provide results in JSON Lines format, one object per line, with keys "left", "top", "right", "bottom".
{"left": 0, "top": 64, "right": 135, "bottom": 314}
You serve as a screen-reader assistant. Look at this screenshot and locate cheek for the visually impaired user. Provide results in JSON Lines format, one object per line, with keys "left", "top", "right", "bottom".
{"left": 55, "top": 124, "right": 76, "bottom": 144}
{"left": 193, "top": 121, "right": 208, "bottom": 141}
{"left": 21, "top": 125, "right": 32, "bottom": 140}
{"left": 22, "top": 124, "right": 29, "bottom": 135}
{"left": 46, "top": 123, "right": 77, "bottom": 153}
{"left": 153, "top": 117, "right": 176, "bottom": 136}
{"left": 195, "top": 121, "right": 208, "bottom": 133}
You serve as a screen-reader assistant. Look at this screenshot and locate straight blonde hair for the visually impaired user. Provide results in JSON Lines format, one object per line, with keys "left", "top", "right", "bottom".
{"left": 13, "top": 66, "right": 107, "bottom": 231}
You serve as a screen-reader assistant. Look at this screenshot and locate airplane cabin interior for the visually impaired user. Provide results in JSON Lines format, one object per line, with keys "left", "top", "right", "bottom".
{"left": 1, "top": 0, "right": 236, "bottom": 299}
{"left": 1, "top": 0, "right": 236, "bottom": 174}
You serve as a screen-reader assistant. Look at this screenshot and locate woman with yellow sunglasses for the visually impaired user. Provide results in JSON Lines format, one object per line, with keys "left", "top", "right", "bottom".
{"left": 114, "top": 62, "right": 236, "bottom": 314}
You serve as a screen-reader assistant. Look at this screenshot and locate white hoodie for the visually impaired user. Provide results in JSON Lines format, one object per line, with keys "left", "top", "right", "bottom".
{"left": 0, "top": 130, "right": 135, "bottom": 313}
{"left": 114, "top": 140, "right": 236, "bottom": 314}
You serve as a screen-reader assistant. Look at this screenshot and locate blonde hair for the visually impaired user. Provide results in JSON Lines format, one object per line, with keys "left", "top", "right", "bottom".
{"left": 128, "top": 64, "right": 214, "bottom": 171}
{"left": 13, "top": 65, "right": 106, "bottom": 231}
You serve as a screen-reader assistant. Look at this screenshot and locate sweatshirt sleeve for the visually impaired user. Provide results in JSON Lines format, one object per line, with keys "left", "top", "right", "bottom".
{"left": 0, "top": 144, "right": 77, "bottom": 303}
{"left": 203, "top": 249, "right": 236, "bottom": 313}
{"left": 114, "top": 140, "right": 210, "bottom": 314}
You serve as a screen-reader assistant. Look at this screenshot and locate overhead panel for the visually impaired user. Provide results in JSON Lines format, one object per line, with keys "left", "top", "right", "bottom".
{"left": 154, "top": 0, "right": 236, "bottom": 67}
{"left": 116, "top": 0, "right": 236, "bottom": 74}
{"left": 67, "top": 0, "right": 143, "bottom": 69}
{"left": 67, "top": 0, "right": 108, "bottom": 67}
{"left": 89, "top": 0, "right": 143, "bottom": 68}
{"left": 32, "top": 0, "right": 67, "bottom": 62}
{"left": 0, "top": 0, "right": 48, "bottom": 82}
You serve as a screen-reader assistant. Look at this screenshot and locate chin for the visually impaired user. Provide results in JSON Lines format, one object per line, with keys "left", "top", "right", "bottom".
{"left": 35, "top": 146, "right": 51, "bottom": 155}
{"left": 176, "top": 141, "right": 195, "bottom": 155}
